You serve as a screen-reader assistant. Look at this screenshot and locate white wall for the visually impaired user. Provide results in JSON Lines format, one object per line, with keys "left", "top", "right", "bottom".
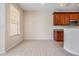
{"left": 24, "top": 11, "right": 53, "bottom": 40}
{"left": 0, "top": 3, "right": 6, "bottom": 54}
{"left": 5, "top": 4, "right": 24, "bottom": 51}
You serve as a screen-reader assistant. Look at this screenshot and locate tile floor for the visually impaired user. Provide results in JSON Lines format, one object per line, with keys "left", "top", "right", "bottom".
{"left": 0, "top": 40, "right": 75, "bottom": 56}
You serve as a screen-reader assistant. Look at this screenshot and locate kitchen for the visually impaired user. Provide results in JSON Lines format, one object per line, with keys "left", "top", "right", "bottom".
{"left": 53, "top": 12, "right": 79, "bottom": 55}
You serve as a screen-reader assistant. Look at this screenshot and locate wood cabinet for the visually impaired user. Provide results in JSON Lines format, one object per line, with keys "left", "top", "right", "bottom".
{"left": 53, "top": 12, "right": 79, "bottom": 26}
{"left": 69, "top": 13, "right": 78, "bottom": 20}
{"left": 64, "top": 14, "right": 70, "bottom": 25}
{"left": 53, "top": 13, "right": 59, "bottom": 25}
{"left": 54, "top": 13, "right": 65, "bottom": 25}
{"left": 54, "top": 13, "right": 69, "bottom": 25}
{"left": 54, "top": 29, "right": 64, "bottom": 41}
{"left": 77, "top": 14, "right": 79, "bottom": 19}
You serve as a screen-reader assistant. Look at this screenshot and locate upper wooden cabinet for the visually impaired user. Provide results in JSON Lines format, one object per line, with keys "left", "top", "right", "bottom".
{"left": 64, "top": 14, "right": 70, "bottom": 25}
{"left": 54, "top": 13, "right": 69, "bottom": 25}
{"left": 77, "top": 14, "right": 79, "bottom": 19}
{"left": 69, "top": 13, "right": 78, "bottom": 20}
{"left": 54, "top": 13, "right": 65, "bottom": 25}
{"left": 53, "top": 12, "right": 79, "bottom": 26}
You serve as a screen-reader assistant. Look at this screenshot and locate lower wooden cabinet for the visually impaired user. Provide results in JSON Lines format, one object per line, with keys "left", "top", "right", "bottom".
{"left": 54, "top": 29, "right": 64, "bottom": 42}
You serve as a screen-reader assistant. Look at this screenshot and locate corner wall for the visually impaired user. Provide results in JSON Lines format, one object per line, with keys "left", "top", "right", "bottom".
{"left": 24, "top": 11, "right": 53, "bottom": 40}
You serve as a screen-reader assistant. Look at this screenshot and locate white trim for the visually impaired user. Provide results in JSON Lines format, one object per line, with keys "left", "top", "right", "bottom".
{"left": 64, "top": 46, "right": 79, "bottom": 56}
{"left": 24, "top": 38, "right": 53, "bottom": 40}
{"left": 0, "top": 50, "right": 5, "bottom": 54}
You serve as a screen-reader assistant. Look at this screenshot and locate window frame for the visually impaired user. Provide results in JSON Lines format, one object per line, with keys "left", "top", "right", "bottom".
{"left": 10, "top": 4, "right": 20, "bottom": 36}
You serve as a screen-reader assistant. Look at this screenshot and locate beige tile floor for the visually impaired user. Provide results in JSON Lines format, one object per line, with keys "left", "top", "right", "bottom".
{"left": 0, "top": 40, "right": 75, "bottom": 56}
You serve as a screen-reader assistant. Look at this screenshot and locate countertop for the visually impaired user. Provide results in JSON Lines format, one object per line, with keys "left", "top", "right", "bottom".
{"left": 53, "top": 26, "right": 79, "bottom": 29}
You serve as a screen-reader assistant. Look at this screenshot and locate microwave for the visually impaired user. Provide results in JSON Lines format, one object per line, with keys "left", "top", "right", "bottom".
{"left": 69, "top": 20, "right": 79, "bottom": 26}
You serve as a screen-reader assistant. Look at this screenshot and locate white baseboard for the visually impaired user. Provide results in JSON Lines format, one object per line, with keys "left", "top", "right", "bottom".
{"left": 64, "top": 46, "right": 79, "bottom": 56}
{"left": 0, "top": 50, "right": 5, "bottom": 54}
{"left": 24, "top": 38, "right": 53, "bottom": 40}
{"left": 24, "top": 39, "right": 53, "bottom": 40}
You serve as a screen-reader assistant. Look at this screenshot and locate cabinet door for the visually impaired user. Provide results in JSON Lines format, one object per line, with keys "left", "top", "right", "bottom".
{"left": 57, "top": 31, "right": 64, "bottom": 41}
{"left": 64, "top": 14, "right": 70, "bottom": 25}
{"left": 77, "top": 14, "right": 79, "bottom": 20}
{"left": 54, "top": 13, "right": 64, "bottom": 25}
{"left": 54, "top": 30, "right": 64, "bottom": 41}
{"left": 69, "top": 13, "right": 78, "bottom": 20}
{"left": 60, "top": 14, "right": 65, "bottom": 25}
{"left": 53, "top": 14, "right": 60, "bottom": 25}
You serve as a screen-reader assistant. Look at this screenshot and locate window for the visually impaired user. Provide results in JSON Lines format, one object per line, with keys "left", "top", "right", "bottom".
{"left": 10, "top": 5, "right": 20, "bottom": 36}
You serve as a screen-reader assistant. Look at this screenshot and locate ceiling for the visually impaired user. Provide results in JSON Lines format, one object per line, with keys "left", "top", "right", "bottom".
{"left": 19, "top": 3, "right": 79, "bottom": 11}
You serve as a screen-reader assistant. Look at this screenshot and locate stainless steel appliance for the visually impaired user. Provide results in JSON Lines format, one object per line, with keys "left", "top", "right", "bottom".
{"left": 69, "top": 20, "right": 79, "bottom": 26}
